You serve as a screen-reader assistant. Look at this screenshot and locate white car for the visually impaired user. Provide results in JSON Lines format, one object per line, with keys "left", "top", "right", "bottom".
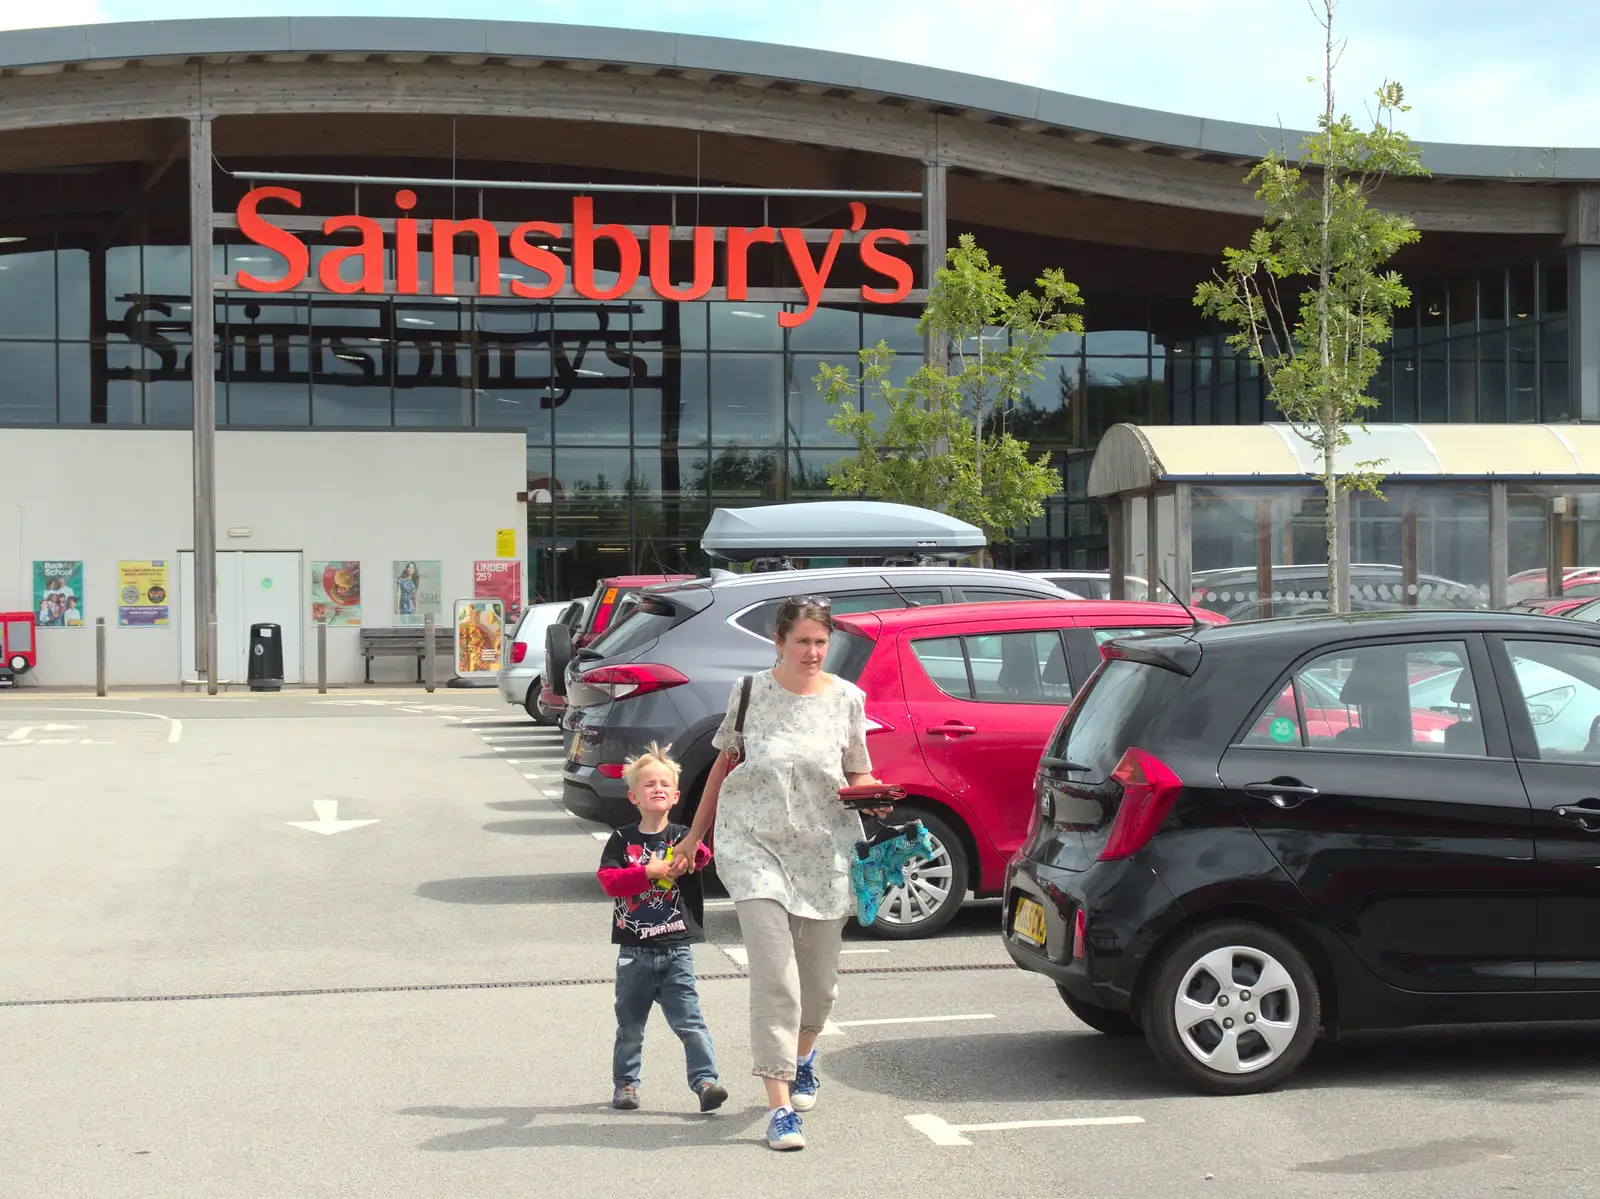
{"left": 497, "top": 601, "right": 575, "bottom": 723}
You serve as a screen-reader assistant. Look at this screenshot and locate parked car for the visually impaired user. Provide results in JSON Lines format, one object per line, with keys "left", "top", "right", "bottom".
{"left": 1506, "top": 566, "right": 1600, "bottom": 606}
{"left": 558, "top": 566, "right": 1075, "bottom": 835}
{"left": 496, "top": 601, "right": 577, "bottom": 723}
{"left": 1191, "top": 563, "right": 1487, "bottom": 618}
{"left": 540, "top": 574, "right": 692, "bottom": 721}
{"left": 1019, "top": 570, "right": 1147, "bottom": 600}
{"left": 1503, "top": 595, "right": 1591, "bottom": 617}
{"left": 1005, "top": 609, "right": 1600, "bottom": 1095}
{"left": 1564, "top": 596, "right": 1600, "bottom": 623}
{"left": 822, "top": 598, "right": 1221, "bottom": 937}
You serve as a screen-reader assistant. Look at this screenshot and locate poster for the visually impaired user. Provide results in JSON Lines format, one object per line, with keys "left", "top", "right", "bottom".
{"left": 474, "top": 559, "right": 523, "bottom": 625}
{"left": 118, "top": 560, "right": 170, "bottom": 627}
{"left": 495, "top": 528, "right": 516, "bottom": 558}
{"left": 311, "top": 560, "right": 362, "bottom": 626}
{"left": 392, "top": 560, "right": 442, "bottom": 626}
{"left": 454, "top": 599, "right": 505, "bottom": 678}
{"left": 33, "top": 560, "right": 84, "bottom": 627}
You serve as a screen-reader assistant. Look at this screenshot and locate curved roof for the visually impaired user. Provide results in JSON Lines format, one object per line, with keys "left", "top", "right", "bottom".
{"left": 0, "top": 16, "right": 1594, "bottom": 182}
{"left": 1089, "top": 422, "right": 1600, "bottom": 495}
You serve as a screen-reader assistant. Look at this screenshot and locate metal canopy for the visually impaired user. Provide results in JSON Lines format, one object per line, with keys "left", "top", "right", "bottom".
{"left": 702, "top": 501, "right": 985, "bottom": 562}
{"left": 1088, "top": 422, "right": 1600, "bottom": 497}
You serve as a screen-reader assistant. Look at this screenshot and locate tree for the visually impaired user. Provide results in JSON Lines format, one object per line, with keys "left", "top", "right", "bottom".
{"left": 1195, "top": 0, "right": 1427, "bottom": 611}
{"left": 815, "top": 234, "right": 1083, "bottom": 545}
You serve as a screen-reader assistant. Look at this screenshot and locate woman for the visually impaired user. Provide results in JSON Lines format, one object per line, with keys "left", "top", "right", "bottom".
{"left": 396, "top": 562, "right": 419, "bottom": 617}
{"left": 674, "top": 596, "right": 888, "bottom": 1152}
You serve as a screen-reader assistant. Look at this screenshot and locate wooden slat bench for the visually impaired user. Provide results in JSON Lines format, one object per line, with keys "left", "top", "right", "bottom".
{"left": 359, "top": 627, "right": 455, "bottom": 684}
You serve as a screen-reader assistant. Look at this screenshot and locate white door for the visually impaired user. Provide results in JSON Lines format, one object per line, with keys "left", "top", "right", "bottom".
{"left": 180, "top": 552, "right": 302, "bottom": 684}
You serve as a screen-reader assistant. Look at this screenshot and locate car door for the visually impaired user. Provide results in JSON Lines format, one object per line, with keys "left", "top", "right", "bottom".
{"left": 902, "top": 616, "right": 1077, "bottom": 861}
{"left": 1217, "top": 634, "right": 1537, "bottom": 993}
{"left": 1489, "top": 634, "right": 1600, "bottom": 990}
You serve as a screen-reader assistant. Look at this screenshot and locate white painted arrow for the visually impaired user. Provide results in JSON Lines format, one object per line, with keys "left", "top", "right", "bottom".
{"left": 6, "top": 723, "right": 84, "bottom": 741}
{"left": 286, "top": 800, "right": 379, "bottom": 835}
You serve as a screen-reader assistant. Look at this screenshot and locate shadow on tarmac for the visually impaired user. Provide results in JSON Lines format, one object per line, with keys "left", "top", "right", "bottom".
{"left": 823, "top": 1022, "right": 1600, "bottom": 1105}
{"left": 416, "top": 872, "right": 597, "bottom": 905}
{"left": 398, "top": 1103, "right": 767, "bottom": 1151}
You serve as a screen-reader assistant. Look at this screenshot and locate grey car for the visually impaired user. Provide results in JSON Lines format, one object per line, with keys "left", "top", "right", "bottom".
{"left": 558, "top": 566, "right": 1075, "bottom": 831}
{"left": 496, "top": 600, "right": 578, "bottom": 722}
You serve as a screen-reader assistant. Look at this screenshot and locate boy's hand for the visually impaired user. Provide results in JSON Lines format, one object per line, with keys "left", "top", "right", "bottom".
{"left": 644, "top": 856, "right": 674, "bottom": 882}
{"left": 669, "top": 835, "right": 699, "bottom": 873}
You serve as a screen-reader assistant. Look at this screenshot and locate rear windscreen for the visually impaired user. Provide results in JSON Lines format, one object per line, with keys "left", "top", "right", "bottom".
{"left": 1048, "top": 660, "right": 1186, "bottom": 783}
{"left": 586, "top": 597, "right": 690, "bottom": 659}
{"left": 823, "top": 629, "right": 877, "bottom": 683}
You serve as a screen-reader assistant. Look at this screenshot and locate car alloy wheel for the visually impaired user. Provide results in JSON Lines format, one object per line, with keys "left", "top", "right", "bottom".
{"left": 524, "top": 678, "right": 553, "bottom": 725}
{"left": 1143, "top": 920, "right": 1320, "bottom": 1095}
{"left": 866, "top": 807, "right": 968, "bottom": 940}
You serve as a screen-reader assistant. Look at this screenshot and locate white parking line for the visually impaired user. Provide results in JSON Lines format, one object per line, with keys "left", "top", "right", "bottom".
{"left": 721, "top": 946, "right": 749, "bottom": 967}
{"left": 590, "top": 830, "right": 611, "bottom": 842}
{"left": 821, "top": 1013, "right": 994, "bottom": 1037}
{"left": 839, "top": 948, "right": 891, "bottom": 955}
{"left": 905, "top": 1113, "right": 1144, "bottom": 1147}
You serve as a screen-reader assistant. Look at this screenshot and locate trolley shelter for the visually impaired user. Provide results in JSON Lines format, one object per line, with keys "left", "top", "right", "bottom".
{"left": 1087, "top": 422, "right": 1600, "bottom": 618}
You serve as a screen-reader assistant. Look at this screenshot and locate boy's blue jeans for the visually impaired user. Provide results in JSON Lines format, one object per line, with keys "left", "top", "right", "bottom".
{"left": 613, "top": 945, "right": 719, "bottom": 1089}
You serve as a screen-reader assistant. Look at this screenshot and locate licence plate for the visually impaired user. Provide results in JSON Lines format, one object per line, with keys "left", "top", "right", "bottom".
{"left": 1013, "top": 897, "right": 1048, "bottom": 947}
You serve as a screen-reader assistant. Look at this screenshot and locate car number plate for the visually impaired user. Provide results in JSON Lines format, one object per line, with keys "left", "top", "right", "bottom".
{"left": 1013, "top": 897, "right": 1048, "bottom": 947}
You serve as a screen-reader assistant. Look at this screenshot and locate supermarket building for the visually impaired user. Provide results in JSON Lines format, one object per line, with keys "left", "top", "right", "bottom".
{"left": 0, "top": 16, "right": 1598, "bottom": 685}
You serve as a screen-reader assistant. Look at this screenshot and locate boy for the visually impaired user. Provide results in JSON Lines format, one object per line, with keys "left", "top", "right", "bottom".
{"left": 596, "top": 743, "right": 727, "bottom": 1114}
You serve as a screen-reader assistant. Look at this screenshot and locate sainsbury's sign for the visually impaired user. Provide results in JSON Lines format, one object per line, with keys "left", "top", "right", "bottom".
{"left": 232, "top": 187, "right": 916, "bottom": 328}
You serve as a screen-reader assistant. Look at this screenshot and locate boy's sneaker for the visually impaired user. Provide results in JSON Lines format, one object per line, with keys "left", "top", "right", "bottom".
{"left": 790, "top": 1051, "right": 820, "bottom": 1112}
{"left": 766, "top": 1106, "right": 805, "bottom": 1151}
{"left": 611, "top": 1084, "right": 640, "bottom": 1111}
{"left": 696, "top": 1079, "right": 729, "bottom": 1113}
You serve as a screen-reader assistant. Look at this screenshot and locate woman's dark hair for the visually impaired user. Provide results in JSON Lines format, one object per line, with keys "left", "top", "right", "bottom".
{"left": 774, "top": 596, "right": 834, "bottom": 642}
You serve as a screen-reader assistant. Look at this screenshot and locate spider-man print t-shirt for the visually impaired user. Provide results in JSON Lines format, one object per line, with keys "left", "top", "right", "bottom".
{"left": 596, "top": 822, "right": 707, "bottom": 947}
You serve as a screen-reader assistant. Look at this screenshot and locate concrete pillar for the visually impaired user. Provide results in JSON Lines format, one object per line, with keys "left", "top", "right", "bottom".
{"left": 1564, "top": 187, "right": 1600, "bottom": 421}
{"left": 189, "top": 115, "right": 218, "bottom": 690}
{"left": 922, "top": 161, "right": 947, "bottom": 369}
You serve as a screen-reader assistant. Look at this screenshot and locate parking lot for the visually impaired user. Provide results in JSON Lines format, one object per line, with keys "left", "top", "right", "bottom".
{"left": 4, "top": 688, "right": 1599, "bottom": 1198}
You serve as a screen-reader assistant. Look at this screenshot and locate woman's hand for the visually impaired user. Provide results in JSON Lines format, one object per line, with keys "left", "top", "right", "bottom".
{"left": 669, "top": 835, "right": 700, "bottom": 874}
{"left": 644, "top": 855, "right": 674, "bottom": 882}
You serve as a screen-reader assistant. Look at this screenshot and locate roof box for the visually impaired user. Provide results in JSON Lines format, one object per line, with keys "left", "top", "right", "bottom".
{"left": 702, "top": 501, "right": 986, "bottom": 563}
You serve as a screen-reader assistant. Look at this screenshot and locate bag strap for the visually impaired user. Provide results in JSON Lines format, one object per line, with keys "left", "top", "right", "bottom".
{"left": 734, "top": 674, "right": 753, "bottom": 735}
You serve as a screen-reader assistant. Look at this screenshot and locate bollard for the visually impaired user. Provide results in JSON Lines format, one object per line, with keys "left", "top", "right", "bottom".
{"left": 95, "top": 617, "right": 107, "bottom": 697}
{"left": 206, "top": 616, "right": 218, "bottom": 696}
{"left": 317, "top": 621, "right": 327, "bottom": 694}
{"left": 423, "top": 613, "right": 436, "bottom": 694}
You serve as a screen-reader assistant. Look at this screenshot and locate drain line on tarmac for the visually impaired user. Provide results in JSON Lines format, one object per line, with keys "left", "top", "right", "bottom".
{"left": 0, "top": 961, "right": 1015, "bottom": 1008}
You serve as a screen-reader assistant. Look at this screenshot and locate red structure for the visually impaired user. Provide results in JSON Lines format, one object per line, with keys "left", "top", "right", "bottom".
{"left": 0, "top": 612, "right": 35, "bottom": 686}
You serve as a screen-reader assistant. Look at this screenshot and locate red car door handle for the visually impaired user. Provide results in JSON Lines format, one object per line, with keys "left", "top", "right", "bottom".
{"left": 928, "top": 722, "right": 978, "bottom": 737}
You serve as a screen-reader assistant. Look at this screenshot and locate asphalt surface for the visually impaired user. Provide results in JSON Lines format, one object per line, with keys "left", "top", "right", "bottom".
{"left": 3, "top": 686, "right": 1599, "bottom": 1197}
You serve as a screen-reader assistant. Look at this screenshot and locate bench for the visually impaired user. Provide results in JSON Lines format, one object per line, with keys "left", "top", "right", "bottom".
{"left": 359, "top": 627, "right": 455, "bottom": 684}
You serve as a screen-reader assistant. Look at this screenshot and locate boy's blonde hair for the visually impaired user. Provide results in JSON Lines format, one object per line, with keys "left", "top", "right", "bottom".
{"left": 623, "top": 741, "right": 681, "bottom": 792}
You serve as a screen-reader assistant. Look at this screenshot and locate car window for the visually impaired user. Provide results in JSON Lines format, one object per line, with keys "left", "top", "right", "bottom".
{"left": 909, "top": 636, "right": 972, "bottom": 699}
{"left": 956, "top": 586, "right": 1053, "bottom": 604}
{"left": 1504, "top": 640, "right": 1600, "bottom": 761}
{"left": 732, "top": 588, "right": 942, "bottom": 638}
{"left": 1051, "top": 659, "right": 1186, "bottom": 784}
{"left": 585, "top": 597, "right": 689, "bottom": 660}
{"left": 966, "top": 630, "right": 1073, "bottom": 703}
{"left": 1092, "top": 626, "right": 1183, "bottom": 645}
{"left": 1240, "top": 639, "right": 1485, "bottom": 755}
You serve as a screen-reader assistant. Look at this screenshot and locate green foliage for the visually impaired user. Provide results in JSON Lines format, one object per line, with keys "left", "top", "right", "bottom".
{"left": 1195, "top": 0, "right": 1427, "bottom": 607}
{"left": 815, "top": 233, "right": 1084, "bottom": 544}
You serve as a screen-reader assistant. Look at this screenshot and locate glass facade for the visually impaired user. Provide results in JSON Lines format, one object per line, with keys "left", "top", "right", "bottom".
{"left": 0, "top": 152, "right": 1581, "bottom": 595}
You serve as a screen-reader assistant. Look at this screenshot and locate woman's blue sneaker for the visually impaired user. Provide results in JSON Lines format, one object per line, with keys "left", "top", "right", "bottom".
{"left": 791, "top": 1051, "right": 820, "bottom": 1112}
{"left": 766, "top": 1106, "right": 806, "bottom": 1151}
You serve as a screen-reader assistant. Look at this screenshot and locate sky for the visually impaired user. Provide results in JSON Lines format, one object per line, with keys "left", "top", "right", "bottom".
{"left": 0, "top": 0, "right": 1592, "bottom": 148}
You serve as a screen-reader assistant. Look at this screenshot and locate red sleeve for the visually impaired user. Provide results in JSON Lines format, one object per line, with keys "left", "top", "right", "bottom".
{"left": 597, "top": 866, "right": 650, "bottom": 898}
{"left": 694, "top": 843, "right": 713, "bottom": 869}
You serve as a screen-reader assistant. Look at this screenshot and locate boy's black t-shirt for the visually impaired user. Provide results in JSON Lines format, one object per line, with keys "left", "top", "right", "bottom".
{"left": 598, "top": 821, "right": 706, "bottom": 947}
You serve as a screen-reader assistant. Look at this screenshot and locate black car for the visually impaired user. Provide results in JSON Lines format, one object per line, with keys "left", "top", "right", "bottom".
{"left": 558, "top": 566, "right": 1070, "bottom": 828}
{"left": 1005, "top": 610, "right": 1600, "bottom": 1094}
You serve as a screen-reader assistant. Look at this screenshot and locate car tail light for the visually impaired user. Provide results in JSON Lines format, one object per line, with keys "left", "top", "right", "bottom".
{"left": 597, "top": 763, "right": 626, "bottom": 779}
{"left": 1098, "top": 747, "right": 1183, "bottom": 861}
{"left": 592, "top": 587, "right": 620, "bottom": 634}
{"left": 1071, "top": 908, "right": 1087, "bottom": 960}
{"left": 579, "top": 663, "right": 689, "bottom": 700}
{"left": 511, "top": 641, "right": 528, "bottom": 664}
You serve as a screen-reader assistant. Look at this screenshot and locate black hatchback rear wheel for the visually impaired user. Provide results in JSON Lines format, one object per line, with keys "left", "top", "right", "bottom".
{"left": 1142, "top": 920, "right": 1320, "bottom": 1095}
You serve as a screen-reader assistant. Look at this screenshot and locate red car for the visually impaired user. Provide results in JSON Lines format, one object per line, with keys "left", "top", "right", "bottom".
{"left": 541, "top": 574, "right": 693, "bottom": 721}
{"left": 828, "top": 599, "right": 1224, "bottom": 939}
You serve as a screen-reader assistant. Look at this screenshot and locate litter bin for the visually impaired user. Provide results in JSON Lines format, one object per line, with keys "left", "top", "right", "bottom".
{"left": 248, "top": 622, "right": 284, "bottom": 691}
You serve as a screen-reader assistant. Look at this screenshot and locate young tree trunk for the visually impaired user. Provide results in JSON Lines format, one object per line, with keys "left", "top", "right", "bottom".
{"left": 1324, "top": 422, "right": 1341, "bottom": 613}
{"left": 1318, "top": 0, "right": 1343, "bottom": 614}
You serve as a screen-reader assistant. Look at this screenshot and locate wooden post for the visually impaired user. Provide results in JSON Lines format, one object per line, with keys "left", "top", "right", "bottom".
{"left": 1489, "top": 482, "right": 1509, "bottom": 608}
{"left": 1256, "top": 497, "right": 1274, "bottom": 618}
{"left": 1549, "top": 497, "right": 1568, "bottom": 597}
{"left": 1173, "top": 483, "right": 1193, "bottom": 606}
{"left": 922, "top": 160, "right": 947, "bottom": 370}
{"left": 1107, "top": 496, "right": 1126, "bottom": 601}
{"left": 1146, "top": 489, "right": 1160, "bottom": 601}
{"left": 1401, "top": 497, "right": 1420, "bottom": 609}
{"left": 317, "top": 621, "right": 327, "bottom": 694}
{"left": 424, "top": 614, "right": 436, "bottom": 694}
{"left": 95, "top": 617, "right": 107, "bottom": 697}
